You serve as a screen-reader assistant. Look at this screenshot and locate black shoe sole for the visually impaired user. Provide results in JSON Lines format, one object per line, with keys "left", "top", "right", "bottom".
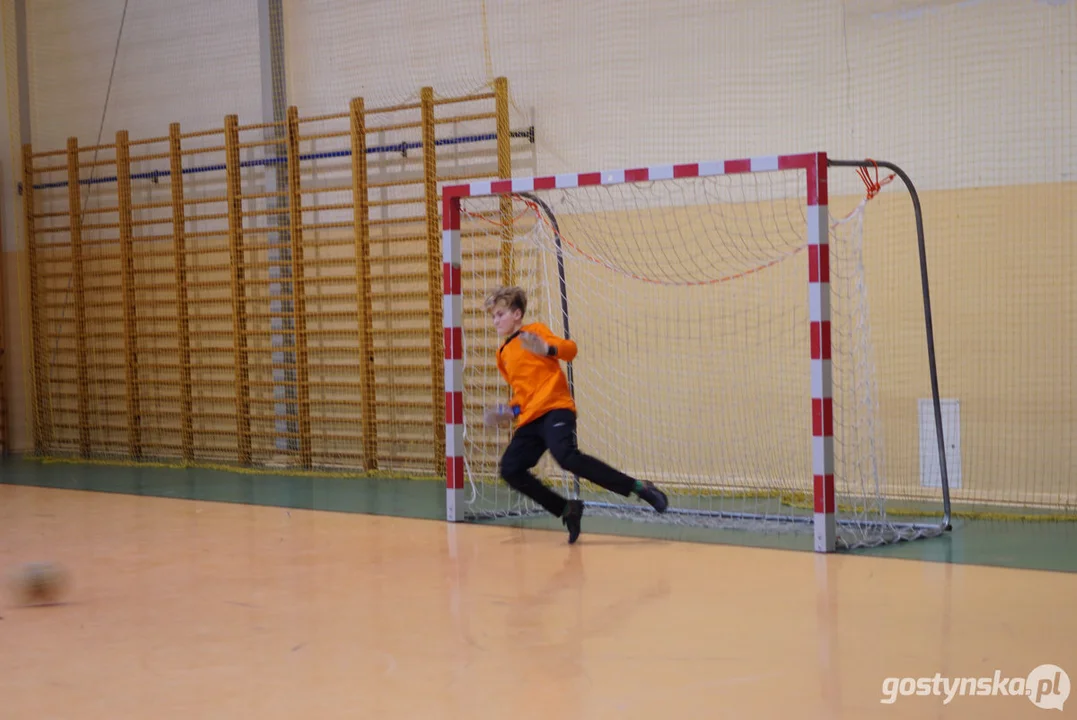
{"left": 562, "top": 500, "right": 583, "bottom": 544}
{"left": 640, "top": 484, "right": 669, "bottom": 513}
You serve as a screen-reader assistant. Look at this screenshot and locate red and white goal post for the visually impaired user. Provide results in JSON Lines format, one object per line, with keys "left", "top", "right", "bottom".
{"left": 441, "top": 151, "right": 952, "bottom": 552}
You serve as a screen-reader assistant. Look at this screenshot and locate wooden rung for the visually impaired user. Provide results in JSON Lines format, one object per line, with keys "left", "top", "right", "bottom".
{"left": 432, "top": 91, "right": 495, "bottom": 105}
{"left": 435, "top": 112, "right": 496, "bottom": 125}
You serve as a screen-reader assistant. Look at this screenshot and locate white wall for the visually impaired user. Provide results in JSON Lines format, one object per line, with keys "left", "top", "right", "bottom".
{"left": 284, "top": 0, "right": 1074, "bottom": 193}
{"left": 24, "top": 0, "right": 263, "bottom": 150}
{"left": 6, "top": 0, "right": 1072, "bottom": 192}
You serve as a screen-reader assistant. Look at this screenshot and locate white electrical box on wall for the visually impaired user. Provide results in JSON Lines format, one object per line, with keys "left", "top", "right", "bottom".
{"left": 919, "top": 398, "right": 962, "bottom": 490}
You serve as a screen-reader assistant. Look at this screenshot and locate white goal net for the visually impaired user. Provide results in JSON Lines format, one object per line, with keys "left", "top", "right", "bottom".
{"left": 445, "top": 159, "right": 949, "bottom": 550}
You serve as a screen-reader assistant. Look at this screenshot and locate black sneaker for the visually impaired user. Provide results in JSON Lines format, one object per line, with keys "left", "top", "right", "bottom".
{"left": 562, "top": 499, "right": 584, "bottom": 544}
{"left": 637, "top": 481, "right": 669, "bottom": 513}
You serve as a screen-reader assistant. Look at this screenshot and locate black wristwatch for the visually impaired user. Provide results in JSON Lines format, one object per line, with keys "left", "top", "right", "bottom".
{"left": 546, "top": 345, "right": 557, "bottom": 357}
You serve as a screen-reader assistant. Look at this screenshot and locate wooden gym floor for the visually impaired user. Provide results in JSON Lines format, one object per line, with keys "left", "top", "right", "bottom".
{"left": 2, "top": 456, "right": 1076, "bottom": 719}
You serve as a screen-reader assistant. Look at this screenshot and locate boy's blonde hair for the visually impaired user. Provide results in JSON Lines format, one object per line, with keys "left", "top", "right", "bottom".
{"left": 484, "top": 285, "right": 528, "bottom": 315}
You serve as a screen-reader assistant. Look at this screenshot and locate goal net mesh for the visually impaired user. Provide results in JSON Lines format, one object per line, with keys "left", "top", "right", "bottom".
{"left": 456, "top": 168, "right": 946, "bottom": 549}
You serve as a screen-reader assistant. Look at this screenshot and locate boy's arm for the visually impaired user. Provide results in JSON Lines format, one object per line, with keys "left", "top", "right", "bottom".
{"left": 496, "top": 347, "right": 509, "bottom": 382}
{"left": 487, "top": 351, "right": 514, "bottom": 427}
{"left": 522, "top": 323, "right": 578, "bottom": 362}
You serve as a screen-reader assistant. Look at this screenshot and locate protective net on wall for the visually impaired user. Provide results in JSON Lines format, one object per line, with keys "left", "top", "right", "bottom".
{"left": 1, "top": 0, "right": 1073, "bottom": 516}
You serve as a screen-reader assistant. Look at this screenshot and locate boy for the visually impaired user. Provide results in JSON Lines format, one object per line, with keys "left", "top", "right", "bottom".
{"left": 483, "top": 285, "right": 668, "bottom": 544}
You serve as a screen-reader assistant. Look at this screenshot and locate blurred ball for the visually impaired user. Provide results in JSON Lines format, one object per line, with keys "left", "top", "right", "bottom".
{"left": 9, "top": 562, "right": 68, "bottom": 605}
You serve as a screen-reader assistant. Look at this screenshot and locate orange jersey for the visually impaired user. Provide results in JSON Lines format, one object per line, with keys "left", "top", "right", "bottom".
{"left": 496, "top": 322, "right": 578, "bottom": 427}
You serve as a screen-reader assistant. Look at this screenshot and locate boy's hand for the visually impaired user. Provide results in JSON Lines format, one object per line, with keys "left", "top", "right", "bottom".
{"left": 483, "top": 403, "right": 514, "bottom": 428}
{"left": 519, "top": 331, "right": 549, "bottom": 356}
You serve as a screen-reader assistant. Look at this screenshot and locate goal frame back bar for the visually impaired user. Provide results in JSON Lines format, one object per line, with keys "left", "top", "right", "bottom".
{"left": 441, "top": 151, "right": 940, "bottom": 553}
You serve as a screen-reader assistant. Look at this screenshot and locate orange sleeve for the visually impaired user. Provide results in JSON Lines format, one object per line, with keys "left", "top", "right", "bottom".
{"left": 532, "top": 323, "right": 578, "bottom": 362}
{"left": 496, "top": 344, "right": 508, "bottom": 382}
